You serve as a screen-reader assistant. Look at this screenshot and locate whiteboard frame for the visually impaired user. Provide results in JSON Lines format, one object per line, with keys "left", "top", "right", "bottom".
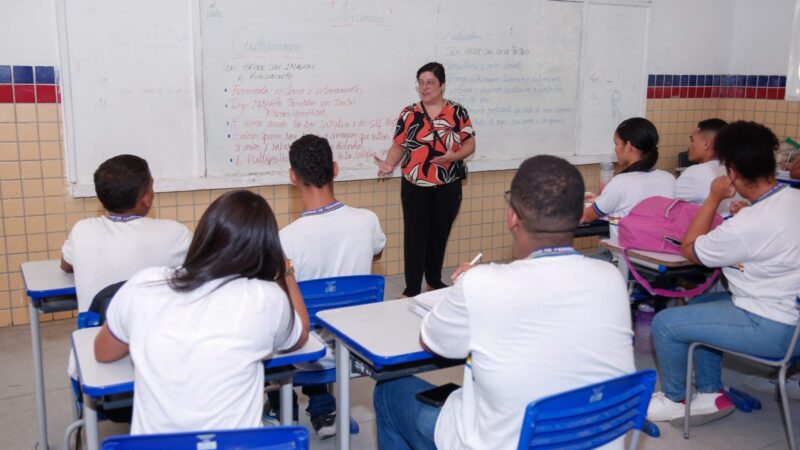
{"left": 59, "top": 0, "right": 652, "bottom": 197}
{"left": 786, "top": 0, "right": 800, "bottom": 100}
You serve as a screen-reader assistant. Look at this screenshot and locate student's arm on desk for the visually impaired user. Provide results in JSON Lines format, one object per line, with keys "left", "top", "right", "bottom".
{"left": 418, "top": 278, "right": 471, "bottom": 359}
{"left": 791, "top": 160, "right": 800, "bottom": 179}
{"left": 282, "top": 268, "right": 310, "bottom": 352}
{"left": 681, "top": 176, "right": 734, "bottom": 264}
{"left": 94, "top": 324, "right": 129, "bottom": 362}
{"left": 60, "top": 257, "right": 73, "bottom": 273}
{"left": 581, "top": 205, "right": 599, "bottom": 224}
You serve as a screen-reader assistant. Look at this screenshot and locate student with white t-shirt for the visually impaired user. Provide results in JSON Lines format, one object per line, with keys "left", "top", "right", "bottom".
{"left": 374, "top": 155, "right": 635, "bottom": 450}
{"left": 675, "top": 118, "right": 739, "bottom": 215}
{"left": 582, "top": 117, "right": 675, "bottom": 224}
{"left": 61, "top": 155, "right": 192, "bottom": 379}
{"left": 647, "top": 121, "right": 800, "bottom": 426}
{"left": 265, "top": 134, "right": 386, "bottom": 439}
{"left": 94, "top": 190, "right": 310, "bottom": 435}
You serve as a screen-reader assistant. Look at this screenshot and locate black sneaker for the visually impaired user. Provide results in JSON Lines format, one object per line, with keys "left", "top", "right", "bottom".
{"left": 310, "top": 412, "right": 336, "bottom": 439}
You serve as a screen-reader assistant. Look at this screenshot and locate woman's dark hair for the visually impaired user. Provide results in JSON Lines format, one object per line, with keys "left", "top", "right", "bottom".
{"left": 169, "top": 190, "right": 288, "bottom": 297}
{"left": 714, "top": 121, "right": 778, "bottom": 182}
{"left": 416, "top": 62, "right": 446, "bottom": 84}
{"left": 93, "top": 154, "right": 151, "bottom": 213}
{"left": 616, "top": 117, "right": 659, "bottom": 173}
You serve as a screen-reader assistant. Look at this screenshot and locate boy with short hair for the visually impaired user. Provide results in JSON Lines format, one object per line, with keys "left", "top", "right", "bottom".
{"left": 373, "top": 155, "right": 634, "bottom": 450}
{"left": 266, "top": 135, "right": 386, "bottom": 439}
{"left": 675, "top": 118, "right": 734, "bottom": 214}
{"left": 62, "top": 154, "right": 192, "bottom": 377}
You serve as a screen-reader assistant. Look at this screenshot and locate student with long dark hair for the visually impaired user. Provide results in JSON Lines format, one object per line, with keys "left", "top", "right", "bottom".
{"left": 582, "top": 117, "right": 675, "bottom": 223}
{"left": 94, "top": 190, "right": 309, "bottom": 435}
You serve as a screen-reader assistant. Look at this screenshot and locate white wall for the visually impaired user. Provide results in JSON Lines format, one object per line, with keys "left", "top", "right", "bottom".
{"left": 0, "top": 0, "right": 59, "bottom": 65}
{"left": 647, "top": 0, "right": 735, "bottom": 74}
{"left": 0, "top": 0, "right": 796, "bottom": 75}
{"left": 729, "top": 0, "right": 796, "bottom": 74}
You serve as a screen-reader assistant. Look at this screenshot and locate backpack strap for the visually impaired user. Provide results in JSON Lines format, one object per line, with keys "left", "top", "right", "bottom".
{"left": 621, "top": 250, "right": 720, "bottom": 298}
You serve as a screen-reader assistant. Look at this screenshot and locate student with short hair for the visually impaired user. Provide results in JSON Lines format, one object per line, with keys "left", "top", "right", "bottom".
{"left": 374, "top": 155, "right": 635, "bottom": 450}
{"left": 62, "top": 154, "right": 192, "bottom": 378}
{"left": 266, "top": 134, "right": 386, "bottom": 439}
{"left": 647, "top": 121, "right": 800, "bottom": 426}
{"left": 94, "top": 190, "right": 310, "bottom": 435}
{"left": 675, "top": 118, "right": 735, "bottom": 214}
{"left": 582, "top": 117, "right": 675, "bottom": 223}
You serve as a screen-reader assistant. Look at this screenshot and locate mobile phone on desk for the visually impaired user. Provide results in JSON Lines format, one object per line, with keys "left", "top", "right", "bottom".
{"left": 416, "top": 383, "right": 461, "bottom": 407}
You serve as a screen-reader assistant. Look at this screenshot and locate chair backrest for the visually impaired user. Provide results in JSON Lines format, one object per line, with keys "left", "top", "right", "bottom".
{"left": 101, "top": 426, "right": 309, "bottom": 449}
{"left": 77, "top": 281, "right": 126, "bottom": 329}
{"left": 517, "top": 369, "right": 657, "bottom": 450}
{"left": 298, "top": 275, "right": 385, "bottom": 329}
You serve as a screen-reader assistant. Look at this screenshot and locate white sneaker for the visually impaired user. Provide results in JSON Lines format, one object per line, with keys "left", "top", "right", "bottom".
{"left": 668, "top": 391, "right": 735, "bottom": 427}
{"left": 744, "top": 375, "right": 800, "bottom": 400}
{"left": 646, "top": 392, "right": 685, "bottom": 422}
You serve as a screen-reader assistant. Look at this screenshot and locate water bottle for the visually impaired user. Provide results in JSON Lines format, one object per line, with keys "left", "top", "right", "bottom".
{"left": 634, "top": 303, "right": 655, "bottom": 353}
{"left": 599, "top": 160, "right": 614, "bottom": 194}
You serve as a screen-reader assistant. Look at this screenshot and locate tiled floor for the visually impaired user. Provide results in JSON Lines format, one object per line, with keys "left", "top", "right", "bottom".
{"left": 1, "top": 271, "right": 798, "bottom": 449}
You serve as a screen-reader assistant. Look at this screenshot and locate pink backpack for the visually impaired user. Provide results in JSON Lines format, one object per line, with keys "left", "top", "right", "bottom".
{"left": 618, "top": 196, "right": 723, "bottom": 298}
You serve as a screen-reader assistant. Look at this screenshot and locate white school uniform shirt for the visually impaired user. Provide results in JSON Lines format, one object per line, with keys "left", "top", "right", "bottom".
{"left": 421, "top": 253, "right": 635, "bottom": 450}
{"left": 280, "top": 204, "right": 386, "bottom": 282}
{"left": 62, "top": 216, "right": 192, "bottom": 312}
{"left": 593, "top": 170, "right": 676, "bottom": 219}
{"left": 105, "top": 266, "right": 303, "bottom": 435}
{"left": 693, "top": 185, "right": 800, "bottom": 325}
{"left": 675, "top": 160, "right": 736, "bottom": 216}
{"left": 280, "top": 203, "right": 386, "bottom": 369}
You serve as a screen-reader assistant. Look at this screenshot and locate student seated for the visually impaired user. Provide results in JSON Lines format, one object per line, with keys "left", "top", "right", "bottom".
{"left": 94, "top": 190, "right": 310, "bottom": 434}
{"left": 675, "top": 118, "right": 734, "bottom": 214}
{"left": 791, "top": 159, "right": 800, "bottom": 179}
{"left": 265, "top": 134, "right": 386, "bottom": 438}
{"left": 647, "top": 121, "right": 800, "bottom": 426}
{"left": 582, "top": 117, "right": 675, "bottom": 223}
{"left": 62, "top": 154, "right": 192, "bottom": 378}
{"left": 373, "top": 155, "right": 635, "bottom": 450}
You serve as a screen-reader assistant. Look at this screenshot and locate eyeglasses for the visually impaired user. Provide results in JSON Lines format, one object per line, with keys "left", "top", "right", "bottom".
{"left": 416, "top": 79, "right": 440, "bottom": 88}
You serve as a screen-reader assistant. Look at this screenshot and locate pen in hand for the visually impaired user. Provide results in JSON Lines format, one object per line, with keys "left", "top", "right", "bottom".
{"left": 451, "top": 252, "right": 483, "bottom": 282}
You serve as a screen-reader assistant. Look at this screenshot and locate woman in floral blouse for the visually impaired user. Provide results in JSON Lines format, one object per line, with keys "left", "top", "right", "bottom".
{"left": 375, "top": 62, "right": 477, "bottom": 296}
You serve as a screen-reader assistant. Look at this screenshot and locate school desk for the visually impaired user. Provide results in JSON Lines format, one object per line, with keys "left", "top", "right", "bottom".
{"left": 777, "top": 175, "right": 800, "bottom": 188}
{"left": 317, "top": 300, "right": 463, "bottom": 450}
{"left": 21, "top": 259, "right": 77, "bottom": 450}
{"left": 70, "top": 326, "right": 326, "bottom": 450}
{"left": 600, "top": 238, "right": 694, "bottom": 281}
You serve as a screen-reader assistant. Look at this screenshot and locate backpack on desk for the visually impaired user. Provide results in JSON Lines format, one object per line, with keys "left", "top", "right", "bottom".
{"left": 618, "top": 196, "right": 723, "bottom": 298}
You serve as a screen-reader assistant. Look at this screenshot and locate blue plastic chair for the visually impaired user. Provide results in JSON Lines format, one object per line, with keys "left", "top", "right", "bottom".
{"left": 291, "top": 275, "right": 385, "bottom": 434}
{"left": 101, "top": 426, "right": 309, "bottom": 449}
{"left": 517, "top": 369, "right": 660, "bottom": 450}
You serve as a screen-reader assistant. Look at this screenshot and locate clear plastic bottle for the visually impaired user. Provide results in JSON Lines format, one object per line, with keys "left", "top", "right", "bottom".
{"left": 634, "top": 303, "right": 655, "bottom": 353}
{"left": 599, "top": 160, "right": 614, "bottom": 194}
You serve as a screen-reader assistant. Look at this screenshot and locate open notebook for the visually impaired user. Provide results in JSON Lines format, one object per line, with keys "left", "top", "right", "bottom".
{"left": 407, "top": 287, "right": 453, "bottom": 318}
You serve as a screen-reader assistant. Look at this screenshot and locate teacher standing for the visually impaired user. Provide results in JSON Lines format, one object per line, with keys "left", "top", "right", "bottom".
{"left": 375, "top": 62, "right": 477, "bottom": 297}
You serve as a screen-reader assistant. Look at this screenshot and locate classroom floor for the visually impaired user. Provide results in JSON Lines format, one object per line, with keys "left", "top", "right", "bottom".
{"left": 1, "top": 271, "right": 798, "bottom": 450}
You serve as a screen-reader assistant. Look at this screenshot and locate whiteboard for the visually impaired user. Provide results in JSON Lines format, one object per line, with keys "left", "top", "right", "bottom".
{"left": 787, "top": 0, "right": 800, "bottom": 100}
{"left": 57, "top": 0, "right": 649, "bottom": 196}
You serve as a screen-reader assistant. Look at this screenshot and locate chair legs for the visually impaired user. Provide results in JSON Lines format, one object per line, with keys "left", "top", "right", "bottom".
{"left": 777, "top": 365, "right": 797, "bottom": 450}
{"left": 683, "top": 342, "right": 699, "bottom": 439}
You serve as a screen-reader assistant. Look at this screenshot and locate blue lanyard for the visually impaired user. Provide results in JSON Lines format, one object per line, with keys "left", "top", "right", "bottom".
{"left": 300, "top": 201, "right": 344, "bottom": 217}
{"left": 751, "top": 183, "right": 786, "bottom": 205}
{"left": 106, "top": 214, "right": 143, "bottom": 223}
{"left": 528, "top": 246, "right": 579, "bottom": 259}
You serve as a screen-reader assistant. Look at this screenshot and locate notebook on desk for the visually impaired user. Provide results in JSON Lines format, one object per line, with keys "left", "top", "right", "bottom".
{"left": 407, "top": 287, "right": 453, "bottom": 318}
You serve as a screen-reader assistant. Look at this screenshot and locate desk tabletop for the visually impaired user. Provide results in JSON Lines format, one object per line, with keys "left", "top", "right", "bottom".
{"left": 600, "top": 238, "right": 692, "bottom": 267}
{"left": 21, "top": 260, "right": 76, "bottom": 298}
{"left": 317, "top": 300, "right": 430, "bottom": 369}
{"left": 72, "top": 327, "right": 326, "bottom": 397}
{"left": 777, "top": 176, "right": 800, "bottom": 188}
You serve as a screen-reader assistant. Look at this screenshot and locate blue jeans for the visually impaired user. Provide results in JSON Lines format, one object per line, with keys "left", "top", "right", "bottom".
{"left": 374, "top": 376, "right": 440, "bottom": 450}
{"left": 652, "top": 292, "right": 797, "bottom": 401}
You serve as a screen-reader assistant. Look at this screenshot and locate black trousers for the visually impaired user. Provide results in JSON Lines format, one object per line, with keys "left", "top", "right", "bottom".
{"left": 401, "top": 178, "right": 462, "bottom": 296}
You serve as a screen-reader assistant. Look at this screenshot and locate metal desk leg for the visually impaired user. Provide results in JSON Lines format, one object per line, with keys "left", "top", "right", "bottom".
{"left": 30, "top": 300, "right": 49, "bottom": 450}
{"left": 83, "top": 393, "right": 99, "bottom": 450}
{"left": 279, "top": 379, "right": 293, "bottom": 425}
{"left": 334, "top": 338, "right": 351, "bottom": 450}
{"left": 616, "top": 252, "right": 630, "bottom": 280}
